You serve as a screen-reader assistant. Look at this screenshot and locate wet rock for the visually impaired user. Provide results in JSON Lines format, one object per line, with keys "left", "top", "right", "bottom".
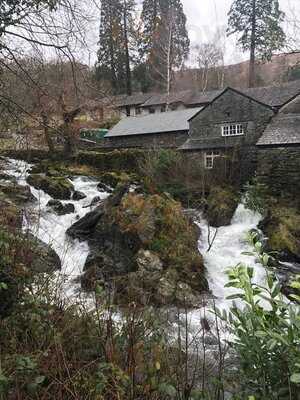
{"left": 67, "top": 184, "right": 207, "bottom": 307}
{"left": 47, "top": 199, "right": 75, "bottom": 215}
{"left": 205, "top": 186, "right": 239, "bottom": 227}
{"left": 0, "top": 182, "right": 36, "bottom": 204}
{"left": 0, "top": 172, "right": 17, "bottom": 183}
{"left": 90, "top": 196, "right": 101, "bottom": 207}
{"left": 27, "top": 174, "right": 74, "bottom": 200}
{"left": 25, "top": 233, "right": 61, "bottom": 273}
{"left": 72, "top": 190, "right": 86, "bottom": 201}
{"left": 98, "top": 171, "right": 132, "bottom": 188}
{"left": 97, "top": 182, "right": 112, "bottom": 193}
{"left": 259, "top": 204, "right": 300, "bottom": 263}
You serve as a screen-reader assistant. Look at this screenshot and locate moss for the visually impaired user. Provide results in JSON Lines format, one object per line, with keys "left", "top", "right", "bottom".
{"left": 261, "top": 204, "right": 300, "bottom": 259}
{"left": 98, "top": 171, "right": 133, "bottom": 188}
{"left": 115, "top": 193, "right": 207, "bottom": 292}
{"left": 205, "top": 185, "right": 239, "bottom": 227}
{"left": 76, "top": 149, "right": 145, "bottom": 172}
{"left": 27, "top": 174, "right": 74, "bottom": 199}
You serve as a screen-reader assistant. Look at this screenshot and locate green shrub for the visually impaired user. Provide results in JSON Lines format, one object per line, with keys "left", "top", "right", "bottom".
{"left": 219, "top": 231, "right": 300, "bottom": 399}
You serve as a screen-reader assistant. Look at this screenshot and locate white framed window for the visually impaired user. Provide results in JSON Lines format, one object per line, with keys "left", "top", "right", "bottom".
{"left": 204, "top": 151, "right": 220, "bottom": 169}
{"left": 221, "top": 123, "right": 244, "bottom": 137}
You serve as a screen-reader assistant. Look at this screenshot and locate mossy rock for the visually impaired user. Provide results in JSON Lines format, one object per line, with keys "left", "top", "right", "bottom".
{"left": 98, "top": 171, "right": 135, "bottom": 189}
{"left": 76, "top": 149, "right": 145, "bottom": 172}
{"left": 115, "top": 192, "right": 207, "bottom": 294}
{"left": 205, "top": 185, "right": 239, "bottom": 227}
{"left": 260, "top": 205, "right": 300, "bottom": 261}
{"left": 68, "top": 187, "right": 208, "bottom": 306}
{"left": 0, "top": 182, "right": 35, "bottom": 205}
{"left": 27, "top": 174, "right": 74, "bottom": 199}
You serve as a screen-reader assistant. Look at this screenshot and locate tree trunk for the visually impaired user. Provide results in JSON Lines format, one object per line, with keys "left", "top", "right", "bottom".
{"left": 123, "top": 0, "right": 132, "bottom": 96}
{"left": 41, "top": 112, "right": 55, "bottom": 153}
{"left": 249, "top": 0, "right": 256, "bottom": 88}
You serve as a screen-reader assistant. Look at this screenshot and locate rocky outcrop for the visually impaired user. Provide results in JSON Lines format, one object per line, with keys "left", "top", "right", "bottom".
{"left": 27, "top": 174, "right": 74, "bottom": 199}
{"left": 25, "top": 233, "right": 61, "bottom": 273}
{"left": 46, "top": 199, "right": 75, "bottom": 215}
{"left": 0, "top": 182, "right": 36, "bottom": 204}
{"left": 259, "top": 204, "right": 300, "bottom": 263}
{"left": 205, "top": 186, "right": 239, "bottom": 227}
{"left": 67, "top": 184, "right": 207, "bottom": 307}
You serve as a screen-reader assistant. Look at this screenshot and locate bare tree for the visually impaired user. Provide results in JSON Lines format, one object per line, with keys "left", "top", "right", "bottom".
{"left": 193, "top": 42, "right": 224, "bottom": 92}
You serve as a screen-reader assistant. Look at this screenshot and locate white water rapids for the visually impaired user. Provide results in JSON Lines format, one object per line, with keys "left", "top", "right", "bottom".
{"left": 4, "top": 158, "right": 109, "bottom": 303}
{"left": 3, "top": 157, "right": 267, "bottom": 311}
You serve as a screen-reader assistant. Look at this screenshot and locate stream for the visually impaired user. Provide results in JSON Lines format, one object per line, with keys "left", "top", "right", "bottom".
{"left": 3, "top": 157, "right": 267, "bottom": 312}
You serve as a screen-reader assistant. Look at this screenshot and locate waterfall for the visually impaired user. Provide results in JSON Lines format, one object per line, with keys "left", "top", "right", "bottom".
{"left": 4, "top": 158, "right": 109, "bottom": 302}
{"left": 3, "top": 157, "right": 267, "bottom": 310}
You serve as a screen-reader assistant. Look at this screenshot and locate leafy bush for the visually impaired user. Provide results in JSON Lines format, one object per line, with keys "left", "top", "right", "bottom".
{"left": 219, "top": 232, "right": 300, "bottom": 399}
{"left": 243, "top": 177, "right": 269, "bottom": 214}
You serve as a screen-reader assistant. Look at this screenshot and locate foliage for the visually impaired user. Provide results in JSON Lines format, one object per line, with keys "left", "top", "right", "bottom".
{"left": 227, "top": 0, "right": 286, "bottom": 61}
{"left": 243, "top": 177, "right": 269, "bottom": 214}
{"left": 140, "top": 0, "right": 190, "bottom": 89}
{"left": 96, "top": 0, "right": 135, "bottom": 94}
{"left": 219, "top": 231, "right": 300, "bottom": 399}
{"left": 205, "top": 185, "right": 239, "bottom": 227}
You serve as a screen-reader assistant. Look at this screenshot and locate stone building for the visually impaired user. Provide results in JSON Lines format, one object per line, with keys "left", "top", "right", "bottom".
{"left": 256, "top": 95, "right": 300, "bottom": 196}
{"left": 179, "top": 88, "right": 275, "bottom": 183}
{"left": 110, "top": 80, "right": 300, "bottom": 120}
{"left": 104, "top": 108, "right": 201, "bottom": 149}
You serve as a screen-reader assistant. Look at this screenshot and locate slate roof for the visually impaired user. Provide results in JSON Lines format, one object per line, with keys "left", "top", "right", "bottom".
{"left": 280, "top": 94, "right": 300, "bottom": 114}
{"left": 105, "top": 108, "right": 202, "bottom": 137}
{"left": 257, "top": 114, "right": 300, "bottom": 146}
{"left": 244, "top": 80, "right": 300, "bottom": 108}
{"left": 115, "top": 93, "right": 153, "bottom": 107}
{"left": 112, "top": 80, "right": 300, "bottom": 110}
{"left": 187, "top": 89, "right": 224, "bottom": 105}
{"left": 140, "top": 90, "right": 193, "bottom": 107}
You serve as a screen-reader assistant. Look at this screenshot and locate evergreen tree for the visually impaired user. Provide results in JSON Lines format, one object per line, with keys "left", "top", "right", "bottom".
{"left": 96, "top": 0, "right": 136, "bottom": 94}
{"left": 140, "top": 0, "right": 189, "bottom": 90}
{"left": 227, "top": 0, "right": 286, "bottom": 88}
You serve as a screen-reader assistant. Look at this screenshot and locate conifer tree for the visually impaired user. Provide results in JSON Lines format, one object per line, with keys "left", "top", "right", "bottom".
{"left": 96, "top": 0, "right": 136, "bottom": 94}
{"left": 140, "top": 0, "right": 189, "bottom": 90}
{"left": 227, "top": 0, "right": 286, "bottom": 87}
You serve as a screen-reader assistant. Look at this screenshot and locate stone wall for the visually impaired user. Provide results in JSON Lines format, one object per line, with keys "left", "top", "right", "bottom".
{"left": 257, "top": 145, "right": 300, "bottom": 196}
{"left": 189, "top": 89, "right": 274, "bottom": 145}
{"left": 104, "top": 131, "right": 188, "bottom": 149}
{"left": 187, "top": 89, "right": 275, "bottom": 185}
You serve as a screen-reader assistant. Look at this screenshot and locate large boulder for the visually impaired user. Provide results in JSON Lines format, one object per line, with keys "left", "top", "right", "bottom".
{"left": 67, "top": 184, "right": 207, "bottom": 307}
{"left": 205, "top": 186, "right": 239, "bottom": 227}
{"left": 25, "top": 233, "right": 61, "bottom": 273}
{"left": 47, "top": 199, "right": 75, "bottom": 215}
{"left": 27, "top": 174, "right": 74, "bottom": 199}
{"left": 0, "top": 182, "right": 36, "bottom": 204}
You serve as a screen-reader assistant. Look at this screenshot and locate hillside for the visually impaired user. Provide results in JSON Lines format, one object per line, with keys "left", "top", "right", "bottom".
{"left": 174, "top": 52, "right": 300, "bottom": 91}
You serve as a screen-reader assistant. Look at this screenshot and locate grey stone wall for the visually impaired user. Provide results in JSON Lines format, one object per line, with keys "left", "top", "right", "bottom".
{"left": 257, "top": 146, "right": 300, "bottom": 196}
{"left": 104, "top": 131, "right": 188, "bottom": 149}
{"left": 189, "top": 89, "right": 274, "bottom": 146}
{"left": 188, "top": 89, "right": 275, "bottom": 184}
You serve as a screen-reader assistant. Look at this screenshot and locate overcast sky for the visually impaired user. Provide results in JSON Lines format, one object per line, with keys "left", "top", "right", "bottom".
{"left": 182, "top": 0, "right": 300, "bottom": 64}
{"left": 84, "top": 0, "right": 300, "bottom": 66}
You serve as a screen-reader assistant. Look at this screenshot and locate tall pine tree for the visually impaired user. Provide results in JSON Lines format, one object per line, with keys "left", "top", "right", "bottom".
{"left": 96, "top": 0, "right": 135, "bottom": 94}
{"left": 140, "top": 0, "right": 190, "bottom": 91}
{"left": 227, "top": 0, "right": 286, "bottom": 87}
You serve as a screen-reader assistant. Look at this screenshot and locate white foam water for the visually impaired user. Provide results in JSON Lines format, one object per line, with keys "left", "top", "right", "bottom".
{"left": 3, "top": 158, "right": 267, "bottom": 313}
{"left": 4, "top": 158, "right": 109, "bottom": 303}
